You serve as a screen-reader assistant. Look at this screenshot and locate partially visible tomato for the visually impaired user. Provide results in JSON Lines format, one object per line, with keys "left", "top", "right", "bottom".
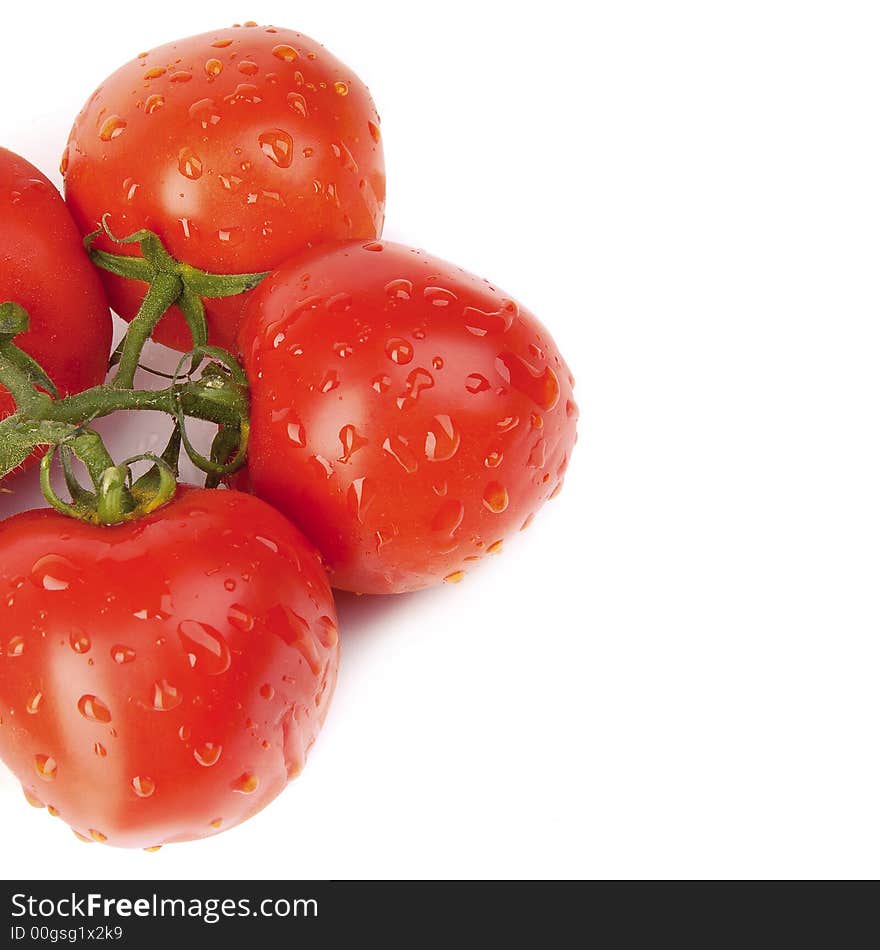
{"left": 0, "top": 488, "right": 339, "bottom": 848}
{"left": 63, "top": 23, "right": 386, "bottom": 352}
{"left": 0, "top": 147, "right": 112, "bottom": 475}
{"left": 239, "top": 241, "right": 578, "bottom": 594}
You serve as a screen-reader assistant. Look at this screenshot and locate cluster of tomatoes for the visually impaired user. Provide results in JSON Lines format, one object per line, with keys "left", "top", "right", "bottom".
{"left": 0, "top": 23, "right": 577, "bottom": 848}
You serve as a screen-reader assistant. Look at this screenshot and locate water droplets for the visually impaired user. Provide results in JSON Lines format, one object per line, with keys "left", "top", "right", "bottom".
{"left": 144, "top": 94, "right": 165, "bottom": 115}
{"left": 151, "top": 679, "right": 182, "bottom": 712}
{"left": 317, "top": 616, "right": 339, "bottom": 649}
{"left": 69, "top": 629, "right": 91, "bottom": 654}
{"left": 169, "top": 70, "right": 192, "bottom": 83}
{"left": 372, "top": 374, "right": 391, "bottom": 393}
{"left": 465, "top": 374, "right": 490, "bottom": 394}
{"left": 143, "top": 66, "right": 166, "bottom": 79}
{"left": 425, "top": 414, "right": 461, "bottom": 461}
{"left": 178, "top": 621, "right": 231, "bottom": 676}
{"left": 273, "top": 44, "right": 298, "bottom": 61}
{"left": 463, "top": 300, "right": 518, "bottom": 336}
{"left": 347, "top": 476, "right": 374, "bottom": 523}
{"left": 287, "top": 91, "right": 308, "bottom": 117}
{"left": 238, "top": 60, "right": 259, "bottom": 75}
{"left": 383, "top": 435, "right": 419, "bottom": 474}
{"left": 495, "top": 353, "right": 560, "bottom": 411}
{"left": 232, "top": 772, "right": 259, "bottom": 794}
{"left": 431, "top": 499, "right": 464, "bottom": 537}
{"left": 444, "top": 571, "right": 466, "bottom": 584}
{"left": 205, "top": 58, "right": 223, "bottom": 77}
{"left": 78, "top": 694, "right": 112, "bottom": 723}
{"left": 31, "top": 554, "right": 77, "bottom": 591}
{"left": 7, "top": 636, "right": 25, "bottom": 657}
{"left": 178, "top": 146, "right": 203, "bottom": 180}
{"left": 224, "top": 83, "right": 262, "bottom": 105}
{"left": 131, "top": 776, "right": 156, "bottom": 798}
{"left": 287, "top": 421, "right": 306, "bottom": 446}
{"left": 217, "top": 227, "right": 244, "bottom": 247}
{"left": 338, "top": 424, "right": 367, "bottom": 463}
{"left": 26, "top": 691, "right": 43, "bottom": 715}
{"left": 227, "top": 605, "right": 255, "bottom": 633}
{"left": 385, "top": 278, "right": 412, "bottom": 300}
{"left": 259, "top": 684, "right": 275, "bottom": 700}
{"left": 528, "top": 438, "right": 547, "bottom": 468}
{"left": 212, "top": 38, "right": 233, "bottom": 48}
{"left": 189, "top": 98, "right": 221, "bottom": 129}
{"left": 259, "top": 129, "right": 293, "bottom": 168}
{"left": 194, "top": 742, "right": 222, "bottom": 767}
{"left": 424, "top": 286, "right": 457, "bottom": 307}
{"left": 482, "top": 482, "right": 509, "bottom": 513}
{"left": 334, "top": 81, "right": 349, "bottom": 96}
{"left": 111, "top": 644, "right": 136, "bottom": 664}
{"left": 386, "top": 338, "right": 413, "bottom": 365}
{"left": 34, "top": 755, "right": 57, "bottom": 781}
{"left": 368, "top": 120, "right": 381, "bottom": 143}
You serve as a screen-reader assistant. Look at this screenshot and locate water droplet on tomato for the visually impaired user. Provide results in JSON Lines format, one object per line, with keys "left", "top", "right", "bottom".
{"left": 259, "top": 684, "right": 274, "bottom": 700}
{"left": 482, "top": 482, "right": 509, "bottom": 513}
{"left": 212, "top": 38, "right": 233, "bottom": 48}
{"left": 225, "top": 83, "right": 262, "bottom": 105}
{"left": 69, "top": 629, "right": 91, "bottom": 654}
{"left": 286, "top": 421, "right": 306, "bottom": 446}
{"left": 143, "top": 66, "right": 166, "bottom": 79}
{"left": 178, "top": 621, "right": 231, "bottom": 676}
{"left": 496, "top": 415, "right": 520, "bottom": 433}
{"left": 7, "top": 636, "right": 25, "bottom": 657}
{"left": 259, "top": 129, "right": 293, "bottom": 167}
{"left": 431, "top": 499, "right": 464, "bottom": 536}
{"left": 238, "top": 60, "right": 259, "bottom": 75}
{"left": 189, "top": 98, "right": 221, "bottom": 129}
{"left": 465, "top": 374, "right": 490, "bottom": 394}
{"left": 273, "top": 44, "right": 298, "bottom": 61}
{"left": 484, "top": 447, "right": 504, "bottom": 468}
{"left": 495, "top": 353, "right": 560, "bottom": 411}
{"left": 334, "top": 81, "right": 349, "bottom": 95}
{"left": 316, "top": 616, "right": 338, "bottom": 649}
{"left": 444, "top": 570, "right": 466, "bottom": 584}
{"left": 382, "top": 435, "right": 419, "bottom": 473}
{"left": 151, "top": 680, "right": 182, "bottom": 712}
{"left": 432, "top": 356, "right": 444, "bottom": 370}
{"left": 385, "top": 338, "right": 413, "bottom": 365}
{"left": 111, "top": 644, "right": 136, "bottom": 664}
{"left": 338, "top": 425, "right": 367, "bottom": 463}
{"left": 424, "top": 286, "right": 457, "bottom": 307}
{"left": 78, "top": 694, "right": 111, "bottom": 723}
{"left": 287, "top": 91, "right": 308, "bottom": 117}
{"left": 487, "top": 539, "right": 504, "bottom": 555}
{"left": 363, "top": 241, "right": 384, "bottom": 252}
{"left": 194, "top": 742, "right": 222, "bottom": 767}
{"left": 205, "top": 58, "right": 223, "bottom": 77}
{"left": 34, "top": 755, "right": 57, "bottom": 781}
{"left": 372, "top": 374, "right": 391, "bottom": 393}
{"left": 178, "top": 146, "right": 203, "bottom": 180}
{"left": 228, "top": 605, "right": 255, "bottom": 633}
{"left": 94, "top": 742, "right": 107, "bottom": 757}
{"left": 169, "top": 70, "right": 192, "bottom": 83}
{"left": 425, "top": 414, "right": 460, "bottom": 461}
{"left": 385, "top": 278, "right": 412, "bottom": 300}
{"left": 132, "top": 776, "right": 155, "bottom": 798}
{"left": 347, "top": 477, "right": 374, "bottom": 523}
{"left": 89, "top": 829, "right": 107, "bottom": 842}
{"left": 26, "top": 691, "right": 43, "bottom": 715}
{"left": 368, "top": 120, "right": 381, "bottom": 143}
{"left": 31, "top": 554, "right": 77, "bottom": 591}
{"left": 232, "top": 772, "right": 259, "bottom": 794}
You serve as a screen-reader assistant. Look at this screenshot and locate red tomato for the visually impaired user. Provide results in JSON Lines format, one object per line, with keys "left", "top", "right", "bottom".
{"left": 0, "top": 488, "right": 339, "bottom": 848}
{"left": 0, "top": 148, "right": 112, "bottom": 475}
{"left": 239, "top": 241, "right": 579, "bottom": 594}
{"left": 63, "top": 23, "right": 386, "bottom": 353}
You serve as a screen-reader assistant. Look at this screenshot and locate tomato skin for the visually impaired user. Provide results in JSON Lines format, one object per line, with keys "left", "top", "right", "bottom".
{"left": 63, "top": 23, "right": 386, "bottom": 353}
{"left": 0, "top": 488, "right": 339, "bottom": 848}
{"left": 0, "top": 148, "right": 112, "bottom": 475}
{"left": 239, "top": 241, "right": 579, "bottom": 594}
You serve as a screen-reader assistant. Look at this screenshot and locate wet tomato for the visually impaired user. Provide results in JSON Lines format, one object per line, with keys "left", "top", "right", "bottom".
{"left": 0, "top": 147, "right": 112, "bottom": 476}
{"left": 63, "top": 23, "right": 386, "bottom": 352}
{"left": 239, "top": 241, "right": 579, "bottom": 594}
{"left": 0, "top": 488, "right": 339, "bottom": 848}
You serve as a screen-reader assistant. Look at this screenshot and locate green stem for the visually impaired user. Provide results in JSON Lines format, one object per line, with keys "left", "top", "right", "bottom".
{"left": 0, "top": 343, "right": 52, "bottom": 413}
{"left": 112, "top": 273, "right": 183, "bottom": 389}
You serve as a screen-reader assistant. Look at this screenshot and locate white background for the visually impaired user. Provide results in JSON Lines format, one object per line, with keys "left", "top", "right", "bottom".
{"left": 0, "top": 0, "right": 878, "bottom": 879}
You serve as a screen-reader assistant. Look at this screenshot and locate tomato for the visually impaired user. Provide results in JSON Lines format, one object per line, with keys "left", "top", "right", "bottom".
{"left": 63, "top": 23, "right": 386, "bottom": 353}
{"left": 0, "top": 488, "right": 339, "bottom": 848}
{"left": 0, "top": 147, "right": 112, "bottom": 476}
{"left": 239, "top": 241, "right": 579, "bottom": 594}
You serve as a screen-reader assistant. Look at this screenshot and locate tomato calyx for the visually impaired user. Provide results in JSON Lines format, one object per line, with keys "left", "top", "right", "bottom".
{"left": 0, "top": 301, "right": 250, "bottom": 524}
{"left": 85, "top": 215, "right": 269, "bottom": 389}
